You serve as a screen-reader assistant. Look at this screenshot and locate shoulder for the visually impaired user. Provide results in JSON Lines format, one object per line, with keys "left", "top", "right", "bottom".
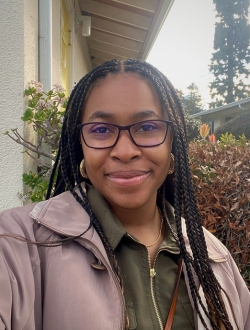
{"left": 0, "top": 203, "right": 39, "bottom": 236}
{"left": 181, "top": 217, "right": 229, "bottom": 261}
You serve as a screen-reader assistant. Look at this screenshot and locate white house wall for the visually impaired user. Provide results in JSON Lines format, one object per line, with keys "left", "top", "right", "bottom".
{"left": 0, "top": 0, "right": 91, "bottom": 211}
{"left": 0, "top": 0, "right": 38, "bottom": 211}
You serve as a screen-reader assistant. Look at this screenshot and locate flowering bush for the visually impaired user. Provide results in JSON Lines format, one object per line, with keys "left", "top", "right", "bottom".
{"left": 4, "top": 81, "right": 68, "bottom": 202}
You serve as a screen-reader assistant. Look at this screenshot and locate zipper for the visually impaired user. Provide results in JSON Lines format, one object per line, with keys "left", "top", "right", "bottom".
{"left": 127, "top": 233, "right": 164, "bottom": 330}
{"left": 148, "top": 250, "right": 164, "bottom": 330}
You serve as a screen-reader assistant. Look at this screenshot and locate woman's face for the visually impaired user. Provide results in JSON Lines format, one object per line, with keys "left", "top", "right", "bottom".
{"left": 81, "top": 73, "right": 172, "bottom": 211}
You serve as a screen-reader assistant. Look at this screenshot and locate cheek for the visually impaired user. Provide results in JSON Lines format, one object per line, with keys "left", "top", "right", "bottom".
{"left": 82, "top": 147, "right": 108, "bottom": 175}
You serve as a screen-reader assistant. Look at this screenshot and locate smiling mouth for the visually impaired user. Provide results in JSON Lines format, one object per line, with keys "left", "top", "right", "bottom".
{"left": 106, "top": 171, "right": 150, "bottom": 186}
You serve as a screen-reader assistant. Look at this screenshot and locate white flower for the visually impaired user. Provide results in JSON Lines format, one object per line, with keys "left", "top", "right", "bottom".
{"left": 37, "top": 87, "right": 43, "bottom": 93}
{"left": 45, "top": 100, "right": 54, "bottom": 107}
{"left": 53, "top": 83, "right": 65, "bottom": 93}
{"left": 38, "top": 99, "right": 46, "bottom": 107}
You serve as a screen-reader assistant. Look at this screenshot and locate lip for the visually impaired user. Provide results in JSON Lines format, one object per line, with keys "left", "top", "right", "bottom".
{"left": 106, "top": 171, "right": 150, "bottom": 187}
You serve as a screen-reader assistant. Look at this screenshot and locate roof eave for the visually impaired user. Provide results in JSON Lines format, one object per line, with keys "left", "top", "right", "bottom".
{"left": 141, "top": 0, "right": 175, "bottom": 61}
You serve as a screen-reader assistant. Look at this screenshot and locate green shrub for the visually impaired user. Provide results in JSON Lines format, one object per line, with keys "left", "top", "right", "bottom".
{"left": 4, "top": 81, "right": 67, "bottom": 201}
{"left": 215, "top": 112, "right": 250, "bottom": 139}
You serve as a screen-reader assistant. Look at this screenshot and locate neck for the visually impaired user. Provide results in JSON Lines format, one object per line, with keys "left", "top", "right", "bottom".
{"left": 108, "top": 199, "right": 163, "bottom": 247}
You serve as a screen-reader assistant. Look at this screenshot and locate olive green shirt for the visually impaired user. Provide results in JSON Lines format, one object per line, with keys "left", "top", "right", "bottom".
{"left": 87, "top": 186, "right": 194, "bottom": 330}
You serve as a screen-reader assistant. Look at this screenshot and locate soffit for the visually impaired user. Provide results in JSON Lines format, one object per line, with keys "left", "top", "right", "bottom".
{"left": 78, "top": 0, "right": 174, "bottom": 68}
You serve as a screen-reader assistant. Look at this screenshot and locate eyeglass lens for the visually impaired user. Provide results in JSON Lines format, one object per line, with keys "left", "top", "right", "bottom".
{"left": 81, "top": 120, "right": 169, "bottom": 148}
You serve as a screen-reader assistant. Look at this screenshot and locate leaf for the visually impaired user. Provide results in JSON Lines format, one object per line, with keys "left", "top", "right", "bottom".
{"left": 235, "top": 161, "right": 242, "bottom": 167}
{"left": 230, "top": 202, "right": 239, "bottom": 212}
{"left": 21, "top": 108, "right": 33, "bottom": 121}
{"left": 235, "top": 174, "right": 240, "bottom": 185}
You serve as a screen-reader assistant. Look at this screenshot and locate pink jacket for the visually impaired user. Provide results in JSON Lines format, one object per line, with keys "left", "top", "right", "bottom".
{"left": 0, "top": 190, "right": 249, "bottom": 330}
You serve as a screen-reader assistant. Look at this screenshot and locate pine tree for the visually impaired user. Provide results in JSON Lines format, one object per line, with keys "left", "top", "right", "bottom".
{"left": 209, "top": 0, "right": 250, "bottom": 108}
{"left": 176, "top": 87, "right": 202, "bottom": 142}
{"left": 183, "top": 83, "right": 203, "bottom": 115}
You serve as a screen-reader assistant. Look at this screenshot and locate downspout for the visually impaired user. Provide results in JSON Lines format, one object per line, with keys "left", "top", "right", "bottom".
{"left": 38, "top": 0, "right": 52, "bottom": 163}
{"left": 39, "top": 0, "right": 52, "bottom": 90}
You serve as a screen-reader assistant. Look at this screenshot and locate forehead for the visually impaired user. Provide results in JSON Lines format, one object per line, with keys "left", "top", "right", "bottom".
{"left": 82, "top": 73, "right": 164, "bottom": 122}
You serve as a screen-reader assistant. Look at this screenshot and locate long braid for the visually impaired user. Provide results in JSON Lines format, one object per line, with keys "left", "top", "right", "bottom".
{"left": 122, "top": 60, "right": 234, "bottom": 329}
{"left": 47, "top": 59, "right": 235, "bottom": 330}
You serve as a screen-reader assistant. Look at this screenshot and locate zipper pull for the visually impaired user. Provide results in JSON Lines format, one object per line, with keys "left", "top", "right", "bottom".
{"left": 91, "top": 259, "right": 106, "bottom": 270}
{"left": 150, "top": 268, "right": 156, "bottom": 278}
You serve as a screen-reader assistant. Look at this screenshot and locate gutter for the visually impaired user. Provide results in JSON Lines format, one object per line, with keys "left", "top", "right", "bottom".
{"left": 192, "top": 98, "right": 250, "bottom": 118}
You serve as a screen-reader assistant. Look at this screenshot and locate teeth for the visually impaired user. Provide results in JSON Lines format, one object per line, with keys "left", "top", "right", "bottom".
{"left": 108, "top": 171, "right": 147, "bottom": 179}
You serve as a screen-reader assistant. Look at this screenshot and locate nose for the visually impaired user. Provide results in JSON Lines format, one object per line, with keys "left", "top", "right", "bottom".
{"left": 109, "top": 130, "right": 141, "bottom": 162}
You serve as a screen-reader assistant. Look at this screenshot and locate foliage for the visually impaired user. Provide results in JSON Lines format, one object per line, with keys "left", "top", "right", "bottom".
{"left": 184, "top": 112, "right": 202, "bottom": 142}
{"left": 200, "top": 123, "right": 210, "bottom": 140}
{"left": 209, "top": 0, "right": 250, "bottom": 108}
{"left": 176, "top": 86, "right": 203, "bottom": 142}
{"left": 182, "top": 83, "right": 203, "bottom": 115}
{"left": 176, "top": 84, "right": 203, "bottom": 115}
{"left": 4, "top": 81, "right": 67, "bottom": 202}
{"left": 189, "top": 136, "right": 250, "bottom": 288}
{"left": 215, "top": 111, "right": 250, "bottom": 139}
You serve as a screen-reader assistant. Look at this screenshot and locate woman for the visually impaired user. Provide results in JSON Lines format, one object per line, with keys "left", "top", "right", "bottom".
{"left": 0, "top": 59, "right": 249, "bottom": 330}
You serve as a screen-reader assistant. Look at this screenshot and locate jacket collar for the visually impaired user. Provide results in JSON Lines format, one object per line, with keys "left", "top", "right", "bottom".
{"left": 29, "top": 188, "right": 94, "bottom": 240}
{"left": 29, "top": 186, "right": 227, "bottom": 263}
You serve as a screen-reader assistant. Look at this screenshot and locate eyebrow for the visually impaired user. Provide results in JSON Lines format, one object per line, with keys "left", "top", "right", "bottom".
{"left": 88, "top": 111, "right": 115, "bottom": 120}
{"left": 88, "top": 110, "right": 159, "bottom": 121}
{"left": 133, "top": 110, "right": 160, "bottom": 120}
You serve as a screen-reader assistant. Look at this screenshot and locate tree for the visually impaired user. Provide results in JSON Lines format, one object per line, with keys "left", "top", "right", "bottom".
{"left": 182, "top": 83, "right": 203, "bottom": 115}
{"left": 209, "top": 0, "right": 250, "bottom": 108}
{"left": 176, "top": 87, "right": 202, "bottom": 141}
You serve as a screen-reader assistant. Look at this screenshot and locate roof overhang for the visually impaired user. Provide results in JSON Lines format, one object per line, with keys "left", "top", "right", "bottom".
{"left": 192, "top": 97, "right": 250, "bottom": 119}
{"left": 77, "top": 0, "right": 175, "bottom": 68}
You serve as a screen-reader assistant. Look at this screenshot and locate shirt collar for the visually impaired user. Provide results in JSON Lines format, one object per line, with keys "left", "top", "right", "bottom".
{"left": 87, "top": 185, "right": 180, "bottom": 254}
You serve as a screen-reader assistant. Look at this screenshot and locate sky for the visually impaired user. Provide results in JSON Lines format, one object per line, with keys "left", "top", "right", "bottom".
{"left": 147, "top": 0, "right": 217, "bottom": 108}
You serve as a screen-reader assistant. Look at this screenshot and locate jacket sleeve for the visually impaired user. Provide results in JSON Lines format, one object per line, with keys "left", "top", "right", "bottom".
{"left": 0, "top": 207, "right": 41, "bottom": 330}
{"left": 227, "top": 250, "right": 250, "bottom": 330}
{"left": 204, "top": 227, "right": 250, "bottom": 329}
{"left": 0, "top": 249, "right": 11, "bottom": 330}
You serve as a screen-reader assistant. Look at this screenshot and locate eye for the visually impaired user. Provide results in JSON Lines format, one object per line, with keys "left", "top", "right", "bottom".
{"left": 136, "top": 122, "right": 159, "bottom": 132}
{"left": 90, "top": 123, "right": 115, "bottom": 134}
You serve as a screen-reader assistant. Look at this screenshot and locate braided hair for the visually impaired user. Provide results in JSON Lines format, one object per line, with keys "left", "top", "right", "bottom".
{"left": 47, "top": 59, "right": 235, "bottom": 330}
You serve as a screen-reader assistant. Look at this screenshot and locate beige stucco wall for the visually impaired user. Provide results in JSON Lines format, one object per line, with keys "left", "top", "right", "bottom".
{"left": 0, "top": 0, "right": 38, "bottom": 211}
{"left": 0, "top": 0, "right": 91, "bottom": 211}
{"left": 23, "top": 0, "right": 39, "bottom": 195}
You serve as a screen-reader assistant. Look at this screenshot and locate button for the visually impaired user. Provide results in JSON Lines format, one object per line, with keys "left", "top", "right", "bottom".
{"left": 91, "top": 260, "right": 106, "bottom": 270}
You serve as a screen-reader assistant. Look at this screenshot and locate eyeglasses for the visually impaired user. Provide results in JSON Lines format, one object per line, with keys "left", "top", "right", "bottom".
{"left": 77, "top": 120, "right": 171, "bottom": 149}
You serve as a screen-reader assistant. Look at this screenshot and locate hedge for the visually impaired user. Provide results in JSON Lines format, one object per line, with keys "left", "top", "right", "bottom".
{"left": 189, "top": 139, "right": 250, "bottom": 289}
